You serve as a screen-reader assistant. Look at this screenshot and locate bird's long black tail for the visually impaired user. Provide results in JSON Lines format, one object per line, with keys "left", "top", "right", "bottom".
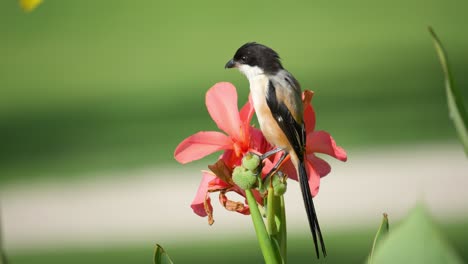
{"left": 298, "top": 160, "right": 326, "bottom": 258}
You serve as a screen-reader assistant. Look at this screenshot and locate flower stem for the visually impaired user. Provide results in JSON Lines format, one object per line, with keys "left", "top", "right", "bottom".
{"left": 279, "top": 195, "right": 287, "bottom": 263}
{"left": 267, "top": 188, "right": 287, "bottom": 263}
{"left": 267, "top": 187, "right": 278, "bottom": 236}
{"left": 245, "top": 189, "right": 281, "bottom": 264}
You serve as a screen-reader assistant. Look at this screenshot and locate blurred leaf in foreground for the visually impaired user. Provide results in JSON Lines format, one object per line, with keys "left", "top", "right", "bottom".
{"left": 429, "top": 27, "right": 468, "bottom": 155}
{"left": 368, "top": 213, "right": 389, "bottom": 263}
{"left": 371, "top": 205, "right": 463, "bottom": 264}
{"left": 154, "top": 244, "right": 174, "bottom": 264}
{"left": 19, "top": 0, "right": 43, "bottom": 12}
{"left": 0, "top": 208, "right": 7, "bottom": 264}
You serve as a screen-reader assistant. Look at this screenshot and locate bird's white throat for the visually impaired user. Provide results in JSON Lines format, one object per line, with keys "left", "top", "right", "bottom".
{"left": 238, "top": 64, "right": 265, "bottom": 81}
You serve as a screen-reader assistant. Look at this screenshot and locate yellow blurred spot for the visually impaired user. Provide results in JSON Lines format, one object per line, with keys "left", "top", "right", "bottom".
{"left": 19, "top": 0, "right": 43, "bottom": 12}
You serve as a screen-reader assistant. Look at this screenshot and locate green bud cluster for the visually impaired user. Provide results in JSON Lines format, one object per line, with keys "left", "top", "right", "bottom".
{"left": 232, "top": 153, "right": 262, "bottom": 190}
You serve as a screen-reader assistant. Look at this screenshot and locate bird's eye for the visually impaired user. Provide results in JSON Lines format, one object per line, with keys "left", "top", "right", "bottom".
{"left": 241, "top": 56, "right": 248, "bottom": 62}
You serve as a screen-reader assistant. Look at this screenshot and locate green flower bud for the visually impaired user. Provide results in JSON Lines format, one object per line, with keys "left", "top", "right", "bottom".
{"left": 265, "top": 171, "right": 288, "bottom": 196}
{"left": 241, "top": 153, "right": 261, "bottom": 172}
{"left": 232, "top": 166, "right": 258, "bottom": 190}
{"left": 273, "top": 181, "right": 287, "bottom": 196}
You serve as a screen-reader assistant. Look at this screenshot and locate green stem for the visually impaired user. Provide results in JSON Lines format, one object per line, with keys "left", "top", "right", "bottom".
{"left": 267, "top": 187, "right": 278, "bottom": 236}
{"left": 245, "top": 189, "right": 280, "bottom": 264}
{"left": 266, "top": 187, "right": 287, "bottom": 263}
{"left": 279, "top": 195, "right": 287, "bottom": 263}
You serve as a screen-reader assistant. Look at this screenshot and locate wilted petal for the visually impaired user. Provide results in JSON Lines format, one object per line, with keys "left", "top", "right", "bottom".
{"left": 191, "top": 172, "right": 217, "bottom": 217}
{"left": 174, "top": 131, "right": 232, "bottom": 164}
{"left": 307, "top": 131, "right": 347, "bottom": 161}
{"left": 219, "top": 191, "right": 249, "bottom": 215}
{"left": 302, "top": 90, "right": 314, "bottom": 104}
{"left": 206, "top": 82, "right": 242, "bottom": 139}
{"left": 208, "top": 159, "right": 234, "bottom": 185}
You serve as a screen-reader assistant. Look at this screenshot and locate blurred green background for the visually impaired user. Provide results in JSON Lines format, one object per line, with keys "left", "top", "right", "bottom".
{"left": 1, "top": 0, "right": 467, "bottom": 263}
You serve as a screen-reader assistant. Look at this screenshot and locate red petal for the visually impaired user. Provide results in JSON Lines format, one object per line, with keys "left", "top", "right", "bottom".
{"left": 174, "top": 131, "right": 232, "bottom": 164}
{"left": 208, "top": 177, "right": 231, "bottom": 190}
{"left": 220, "top": 149, "right": 242, "bottom": 168}
{"left": 249, "top": 127, "right": 272, "bottom": 155}
{"left": 306, "top": 154, "right": 331, "bottom": 177}
{"left": 306, "top": 131, "right": 347, "bottom": 161}
{"left": 302, "top": 91, "right": 316, "bottom": 132}
{"left": 251, "top": 189, "right": 264, "bottom": 205}
{"left": 239, "top": 93, "right": 255, "bottom": 124}
{"left": 191, "top": 172, "right": 217, "bottom": 217}
{"left": 261, "top": 158, "right": 275, "bottom": 178}
{"left": 282, "top": 159, "right": 321, "bottom": 197}
{"left": 303, "top": 104, "right": 316, "bottom": 133}
{"left": 305, "top": 160, "right": 321, "bottom": 197}
{"left": 280, "top": 158, "right": 298, "bottom": 181}
{"left": 206, "top": 82, "right": 242, "bottom": 139}
{"left": 260, "top": 151, "right": 285, "bottom": 178}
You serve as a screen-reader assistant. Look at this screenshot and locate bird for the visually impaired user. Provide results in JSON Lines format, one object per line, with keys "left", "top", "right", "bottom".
{"left": 225, "top": 42, "right": 326, "bottom": 258}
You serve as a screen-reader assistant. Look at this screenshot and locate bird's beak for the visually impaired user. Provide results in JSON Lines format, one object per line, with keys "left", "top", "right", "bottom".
{"left": 225, "top": 59, "right": 236, "bottom": 69}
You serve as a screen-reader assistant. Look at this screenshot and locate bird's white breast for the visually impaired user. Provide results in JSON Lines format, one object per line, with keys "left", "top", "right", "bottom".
{"left": 239, "top": 65, "right": 288, "bottom": 149}
{"left": 238, "top": 65, "right": 269, "bottom": 130}
{"left": 248, "top": 75, "right": 269, "bottom": 118}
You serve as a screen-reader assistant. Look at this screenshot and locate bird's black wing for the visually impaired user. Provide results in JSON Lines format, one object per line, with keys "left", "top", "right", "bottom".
{"left": 265, "top": 80, "right": 305, "bottom": 160}
{"left": 265, "top": 80, "right": 326, "bottom": 258}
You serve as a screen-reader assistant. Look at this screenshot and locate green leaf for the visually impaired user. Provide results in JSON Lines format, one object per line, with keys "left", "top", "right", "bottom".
{"left": 154, "top": 244, "right": 174, "bottom": 264}
{"left": 368, "top": 213, "right": 389, "bottom": 263}
{"left": 0, "top": 208, "right": 8, "bottom": 264}
{"left": 428, "top": 27, "right": 468, "bottom": 155}
{"left": 370, "top": 205, "right": 463, "bottom": 264}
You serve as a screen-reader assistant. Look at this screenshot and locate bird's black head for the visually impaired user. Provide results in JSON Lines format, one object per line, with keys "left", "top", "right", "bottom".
{"left": 225, "top": 42, "right": 283, "bottom": 75}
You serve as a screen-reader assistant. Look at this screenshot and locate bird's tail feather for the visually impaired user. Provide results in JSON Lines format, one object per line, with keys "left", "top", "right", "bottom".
{"left": 297, "top": 160, "right": 327, "bottom": 258}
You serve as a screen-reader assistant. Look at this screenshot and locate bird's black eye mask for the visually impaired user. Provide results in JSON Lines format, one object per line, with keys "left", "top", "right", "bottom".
{"left": 234, "top": 51, "right": 255, "bottom": 66}
{"left": 240, "top": 55, "right": 248, "bottom": 63}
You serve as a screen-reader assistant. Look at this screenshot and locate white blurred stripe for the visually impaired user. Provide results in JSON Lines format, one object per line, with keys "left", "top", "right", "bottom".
{"left": 1, "top": 143, "right": 467, "bottom": 251}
